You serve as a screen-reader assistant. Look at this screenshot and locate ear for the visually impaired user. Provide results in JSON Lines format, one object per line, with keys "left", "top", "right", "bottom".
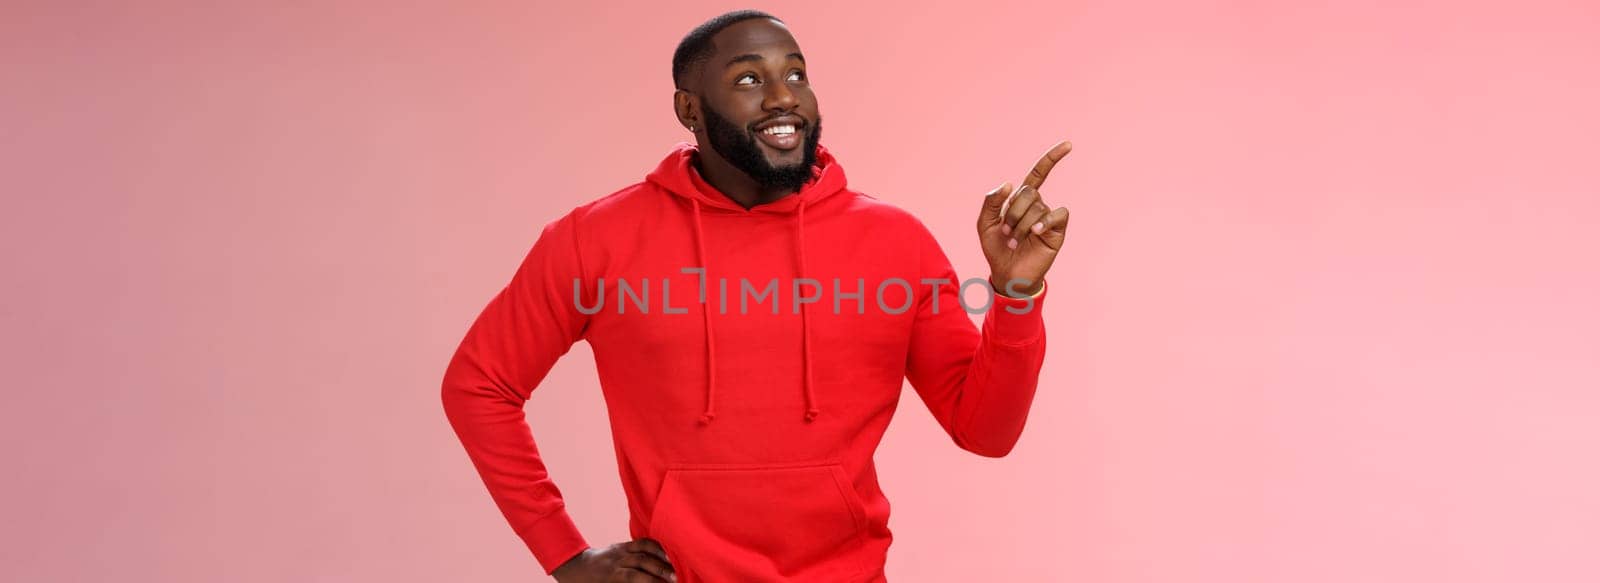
{"left": 674, "top": 89, "right": 700, "bottom": 132}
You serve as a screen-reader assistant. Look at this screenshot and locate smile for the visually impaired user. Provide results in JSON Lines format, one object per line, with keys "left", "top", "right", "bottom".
{"left": 755, "top": 124, "right": 801, "bottom": 151}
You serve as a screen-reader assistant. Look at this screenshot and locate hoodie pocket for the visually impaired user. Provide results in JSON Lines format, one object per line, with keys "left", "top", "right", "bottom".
{"left": 647, "top": 460, "right": 870, "bottom": 582}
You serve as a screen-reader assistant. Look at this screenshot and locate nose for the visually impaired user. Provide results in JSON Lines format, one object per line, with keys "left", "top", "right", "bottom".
{"left": 763, "top": 80, "right": 798, "bottom": 112}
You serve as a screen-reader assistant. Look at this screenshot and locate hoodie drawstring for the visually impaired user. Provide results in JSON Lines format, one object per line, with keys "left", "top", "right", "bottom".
{"left": 684, "top": 197, "right": 821, "bottom": 424}
{"left": 796, "top": 200, "right": 820, "bottom": 422}
{"left": 688, "top": 199, "right": 719, "bottom": 424}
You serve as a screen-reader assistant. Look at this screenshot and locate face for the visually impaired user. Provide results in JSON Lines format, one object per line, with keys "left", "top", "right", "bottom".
{"left": 688, "top": 19, "right": 823, "bottom": 191}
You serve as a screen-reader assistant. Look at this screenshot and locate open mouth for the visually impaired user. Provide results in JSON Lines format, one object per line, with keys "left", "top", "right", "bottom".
{"left": 753, "top": 119, "right": 804, "bottom": 151}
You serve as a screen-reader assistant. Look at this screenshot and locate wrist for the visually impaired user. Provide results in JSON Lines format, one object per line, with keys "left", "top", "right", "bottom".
{"left": 989, "top": 275, "right": 1044, "bottom": 299}
{"left": 551, "top": 548, "right": 593, "bottom": 578}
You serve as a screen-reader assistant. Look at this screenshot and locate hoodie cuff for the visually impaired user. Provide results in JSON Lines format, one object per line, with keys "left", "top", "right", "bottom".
{"left": 518, "top": 507, "right": 591, "bottom": 575}
{"left": 984, "top": 280, "right": 1047, "bottom": 346}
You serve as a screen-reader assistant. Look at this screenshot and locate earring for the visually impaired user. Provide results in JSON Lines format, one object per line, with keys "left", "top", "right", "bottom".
{"left": 688, "top": 125, "right": 697, "bottom": 132}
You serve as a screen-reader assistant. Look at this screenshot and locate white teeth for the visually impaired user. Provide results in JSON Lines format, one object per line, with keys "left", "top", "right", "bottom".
{"left": 762, "top": 124, "right": 796, "bottom": 136}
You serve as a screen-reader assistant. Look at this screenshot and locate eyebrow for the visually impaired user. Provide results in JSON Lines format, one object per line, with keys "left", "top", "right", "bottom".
{"left": 724, "top": 52, "right": 805, "bottom": 68}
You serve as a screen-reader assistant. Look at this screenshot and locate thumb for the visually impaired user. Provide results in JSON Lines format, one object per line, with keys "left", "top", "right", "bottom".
{"left": 978, "top": 181, "right": 1012, "bottom": 229}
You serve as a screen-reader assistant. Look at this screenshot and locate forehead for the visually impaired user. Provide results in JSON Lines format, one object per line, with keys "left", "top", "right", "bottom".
{"left": 709, "top": 18, "right": 801, "bottom": 60}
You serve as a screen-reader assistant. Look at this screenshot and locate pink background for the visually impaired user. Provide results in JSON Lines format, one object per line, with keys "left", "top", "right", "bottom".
{"left": 4, "top": 1, "right": 1598, "bottom": 581}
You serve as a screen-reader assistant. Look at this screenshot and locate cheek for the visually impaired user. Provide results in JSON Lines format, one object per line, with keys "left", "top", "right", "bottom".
{"left": 720, "top": 99, "right": 765, "bottom": 125}
{"left": 798, "top": 87, "right": 819, "bottom": 106}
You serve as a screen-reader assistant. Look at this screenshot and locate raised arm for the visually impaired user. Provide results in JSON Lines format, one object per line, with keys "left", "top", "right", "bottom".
{"left": 904, "top": 230, "right": 1049, "bottom": 458}
{"left": 905, "top": 139, "right": 1074, "bottom": 457}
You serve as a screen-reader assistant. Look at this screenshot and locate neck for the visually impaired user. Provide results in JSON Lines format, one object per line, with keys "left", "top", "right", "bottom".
{"left": 692, "top": 143, "right": 798, "bottom": 209}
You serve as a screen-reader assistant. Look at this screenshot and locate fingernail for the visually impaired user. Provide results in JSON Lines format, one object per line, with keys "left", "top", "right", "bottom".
{"left": 1007, "top": 238, "right": 1018, "bottom": 249}
{"left": 1031, "top": 222, "right": 1044, "bottom": 234}
{"left": 1001, "top": 223, "right": 1011, "bottom": 235}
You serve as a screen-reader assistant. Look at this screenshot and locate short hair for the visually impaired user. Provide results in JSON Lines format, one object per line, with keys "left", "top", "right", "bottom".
{"left": 672, "top": 9, "right": 784, "bottom": 89}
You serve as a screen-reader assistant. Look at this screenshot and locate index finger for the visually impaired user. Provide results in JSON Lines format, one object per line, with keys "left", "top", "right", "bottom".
{"left": 1021, "top": 140, "right": 1073, "bottom": 190}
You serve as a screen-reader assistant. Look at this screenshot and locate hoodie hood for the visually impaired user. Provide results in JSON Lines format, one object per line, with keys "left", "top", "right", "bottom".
{"left": 644, "top": 142, "right": 850, "bottom": 425}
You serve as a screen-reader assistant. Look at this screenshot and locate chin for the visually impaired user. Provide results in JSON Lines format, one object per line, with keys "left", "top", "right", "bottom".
{"left": 765, "top": 153, "right": 802, "bottom": 166}
{"left": 762, "top": 146, "right": 804, "bottom": 162}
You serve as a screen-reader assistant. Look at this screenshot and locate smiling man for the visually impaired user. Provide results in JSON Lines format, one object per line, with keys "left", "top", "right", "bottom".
{"left": 441, "top": 9, "right": 1073, "bottom": 583}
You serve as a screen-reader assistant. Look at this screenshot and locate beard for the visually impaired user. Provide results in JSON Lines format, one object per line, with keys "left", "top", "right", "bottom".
{"left": 701, "top": 104, "right": 823, "bottom": 192}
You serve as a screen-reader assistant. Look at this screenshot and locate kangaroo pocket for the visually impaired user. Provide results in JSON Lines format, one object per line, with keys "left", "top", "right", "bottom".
{"left": 647, "top": 460, "right": 871, "bottom": 582}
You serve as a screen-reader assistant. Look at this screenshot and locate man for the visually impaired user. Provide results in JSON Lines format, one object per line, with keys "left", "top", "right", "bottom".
{"left": 441, "top": 9, "right": 1072, "bottom": 582}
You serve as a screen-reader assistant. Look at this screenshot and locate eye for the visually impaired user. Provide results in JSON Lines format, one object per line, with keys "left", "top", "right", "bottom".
{"left": 735, "top": 73, "right": 758, "bottom": 85}
{"left": 787, "top": 70, "right": 806, "bottom": 82}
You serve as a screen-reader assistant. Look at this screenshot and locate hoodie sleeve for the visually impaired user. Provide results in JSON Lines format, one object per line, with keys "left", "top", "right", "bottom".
{"left": 903, "top": 222, "right": 1048, "bottom": 458}
{"left": 440, "top": 211, "right": 593, "bottom": 574}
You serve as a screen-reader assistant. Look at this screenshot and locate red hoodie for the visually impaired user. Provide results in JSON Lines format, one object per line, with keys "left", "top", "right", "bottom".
{"left": 441, "top": 142, "right": 1049, "bottom": 582}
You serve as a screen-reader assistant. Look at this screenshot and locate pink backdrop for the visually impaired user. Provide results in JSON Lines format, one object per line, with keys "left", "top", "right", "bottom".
{"left": 4, "top": 1, "right": 1598, "bottom": 581}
